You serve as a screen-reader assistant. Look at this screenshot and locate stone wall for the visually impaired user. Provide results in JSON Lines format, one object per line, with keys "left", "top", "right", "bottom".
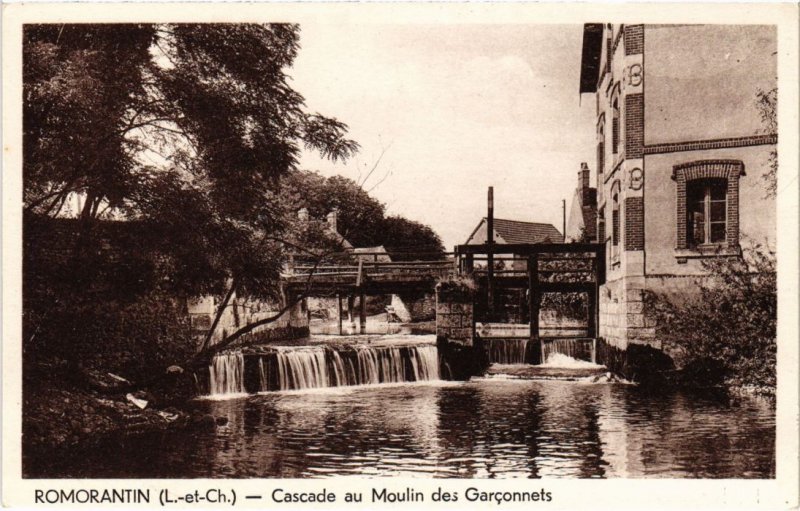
{"left": 598, "top": 275, "right": 657, "bottom": 351}
{"left": 436, "top": 301, "right": 474, "bottom": 345}
{"left": 188, "top": 293, "right": 309, "bottom": 346}
{"left": 435, "top": 290, "right": 474, "bottom": 346}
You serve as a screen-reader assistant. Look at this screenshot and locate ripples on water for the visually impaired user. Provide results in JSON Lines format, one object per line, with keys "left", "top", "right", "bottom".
{"left": 29, "top": 379, "right": 775, "bottom": 479}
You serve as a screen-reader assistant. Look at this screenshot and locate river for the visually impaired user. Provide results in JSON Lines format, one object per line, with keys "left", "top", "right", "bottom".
{"left": 30, "top": 333, "right": 774, "bottom": 478}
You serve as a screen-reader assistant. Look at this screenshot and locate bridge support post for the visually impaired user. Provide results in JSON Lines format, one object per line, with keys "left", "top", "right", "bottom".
{"left": 337, "top": 293, "right": 343, "bottom": 335}
{"left": 347, "top": 294, "right": 355, "bottom": 331}
{"left": 528, "top": 254, "right": 541, "bottom": 365}
{"left": 359, "top": 287, "right": 367, "bottom": 334}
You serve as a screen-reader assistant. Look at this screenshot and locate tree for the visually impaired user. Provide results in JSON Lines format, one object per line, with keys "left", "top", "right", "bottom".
{"left": 756, "top": 86, "right": 777, "bottom": 197}
{"left": 23, "top": 24, "right": 358, "bottom": 373}
{"left": 279, "top": 170, "right": 445, "bottom": 259}
{"left": 378, "top": 215, "right": 445, "bottom": 260}
{"left": 280, "top": 170, "right": 386, "bottom": 248}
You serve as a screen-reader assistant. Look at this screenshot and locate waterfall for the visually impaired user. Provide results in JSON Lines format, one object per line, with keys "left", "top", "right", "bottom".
{"left": 486, "top": 338, "right": 529, "bottom": 364}
{"left": 209, "top": 352, "right": 245, "bottom": 395}
{"left": 276, "top": 347, "right": 329, "bottom": 390}
{"left": 258, "top": 357, "right": 271, "bottom": 392}
{"left": 541, "top": 338, "right": 596, "bottom": 364}
{"left": 223, "top": 344, "right": 442, "bottom": 395}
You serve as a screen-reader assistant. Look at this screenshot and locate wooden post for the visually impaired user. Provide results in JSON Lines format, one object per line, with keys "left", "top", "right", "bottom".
{"left": 359, "top": 287, "right": 367, "bottom": 334}
{"left": 528, "top": 254, "right": 541, "bottom": 364}
{"left": 587, "top": 286, "right": 597, "bottom": 338}
{"left": 465, "top": 253, "right": 474, "bottom": 273}
{"left": 348, "top": 294, "right": 355, "bottom": 331}
{"left": 337, "top": 293, "right": 343, "bottom": 335}
{"left": 487, "top": 187, "right": 495, "bottom": 320}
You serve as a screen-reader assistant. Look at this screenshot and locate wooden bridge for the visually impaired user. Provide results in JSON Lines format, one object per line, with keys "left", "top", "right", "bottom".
{"left": 283, "top": 253, "right": 456, "bottom": 295}
{"left": 281, "top": 241, "right": 605, "bottom": 344}
{"left": 283, "top": 251, "right": 456, "bottom": 334}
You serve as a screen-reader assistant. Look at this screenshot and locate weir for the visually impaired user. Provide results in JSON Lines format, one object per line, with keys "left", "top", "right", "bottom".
{"left": 210, "top": 344, "right": 440, "bottom": 395}
{"left": 209, "top": 352, "right": 245, "bottom": 395}
{"left": 484, "top": 338, "right": 528, "bottom": 364}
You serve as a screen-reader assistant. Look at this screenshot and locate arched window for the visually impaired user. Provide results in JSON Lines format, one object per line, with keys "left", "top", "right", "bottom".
{"left": 611, "top": 98, "right": 620, "bottom": 155}
{"left": 597, "top": 121, "right": 605, "bottom": 177}
{"left": 672, "top": 160, "right": 745, "bottom": 251}
{"left": 612, "top": 193, "right": 620, "bottom": 248}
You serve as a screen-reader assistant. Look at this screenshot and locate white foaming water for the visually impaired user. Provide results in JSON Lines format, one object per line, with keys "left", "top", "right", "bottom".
{"left": 541, "top": 352, "right": 603, "bottom": 369}
{"left": 209, "top": 344, "right": 440, "bottom": 396}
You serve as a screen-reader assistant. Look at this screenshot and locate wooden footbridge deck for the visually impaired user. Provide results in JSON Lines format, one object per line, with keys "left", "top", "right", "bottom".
{"left": 283, "top": 254, "right": 456, "bottom": 295}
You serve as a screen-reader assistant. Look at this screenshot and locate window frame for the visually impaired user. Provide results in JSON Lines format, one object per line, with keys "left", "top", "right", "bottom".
{"left": 672, "top": 160, "right": 745, "bottom": 255}
{"left": 686, "top": 178, "right": 728, "bottom": 248}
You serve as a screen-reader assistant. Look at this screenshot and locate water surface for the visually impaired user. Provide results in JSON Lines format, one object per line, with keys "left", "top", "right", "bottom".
{"left": 30, "top": 378, "right": 775, "bottom": 478}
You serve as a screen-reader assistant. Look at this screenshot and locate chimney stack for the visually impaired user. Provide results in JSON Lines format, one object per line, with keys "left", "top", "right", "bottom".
{"left": 326, "top": 210, "right": 338, "bottom": 234}
{"left": 579, "top": 162, "right": 590, "bottom": 191}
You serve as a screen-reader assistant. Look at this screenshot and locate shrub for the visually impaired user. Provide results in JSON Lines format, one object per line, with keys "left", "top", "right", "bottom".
{"left": 645, "top": 245, "right": 776, "bottom": 390}
{"left": 436, "top": 274, "right": 477, "bottom": 299}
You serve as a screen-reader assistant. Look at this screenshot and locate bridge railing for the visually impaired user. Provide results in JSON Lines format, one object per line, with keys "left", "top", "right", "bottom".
{"left": 290, "top": 259, "right": 455, "bottom": 277}
{"left": 284, "top": 250, "right": 457, "bottom": 279}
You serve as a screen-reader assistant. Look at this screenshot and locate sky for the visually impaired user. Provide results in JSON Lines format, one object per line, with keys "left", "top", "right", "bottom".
{"left": 291, "top": 24, "right": 596, "bottom": 250}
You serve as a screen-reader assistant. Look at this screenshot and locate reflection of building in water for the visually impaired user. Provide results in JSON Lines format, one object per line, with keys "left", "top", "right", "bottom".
{"left": 594, "top": 385, "right": 642, "bottom": 477}
{"left": 529, "top": 382, "right": 607, "bottom": 478}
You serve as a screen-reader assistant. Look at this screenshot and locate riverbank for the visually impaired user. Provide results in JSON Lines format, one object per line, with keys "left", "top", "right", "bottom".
{"left": 21, "top": 358, "right": 223, "bottom": 468}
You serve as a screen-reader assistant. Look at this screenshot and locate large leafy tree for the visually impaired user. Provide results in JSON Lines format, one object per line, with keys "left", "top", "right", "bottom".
{"left": 280, "top": 170, "right": 444, "bottom": 259}
{"left": 24, "top": 24, "right": 357, "bottom": 298}
{"left": 23, "top": 24, "right": 358, "bottom": 369}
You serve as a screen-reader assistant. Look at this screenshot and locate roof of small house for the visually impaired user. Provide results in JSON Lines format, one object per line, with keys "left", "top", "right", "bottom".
{"left": 466, "top": 217, "right": 563, "bottom": 245}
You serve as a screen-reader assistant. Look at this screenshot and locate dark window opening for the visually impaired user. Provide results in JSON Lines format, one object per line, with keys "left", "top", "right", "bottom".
{"left": 686, "top": 178, "right": 727, "bottom": 247}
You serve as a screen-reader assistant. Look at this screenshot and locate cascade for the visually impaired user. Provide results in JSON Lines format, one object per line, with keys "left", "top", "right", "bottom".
{"left": 485, "top": 338, "right": 529, "bottom": 364}
{"left": 210, "top": 344, "right": 440, "bottom": 395}
{"left": 209, "top": 352, "right": 245, "bottom": 395}
{"left": 541, "top": 338, "right": 596, "bottom": 364}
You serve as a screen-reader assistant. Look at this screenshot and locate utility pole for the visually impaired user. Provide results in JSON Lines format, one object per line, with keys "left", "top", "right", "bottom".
{"left": 562, "top": 199, "right": 566, "bottom": 243}
{"left": 487, "top": 187, "right": 494, "bottom": 320}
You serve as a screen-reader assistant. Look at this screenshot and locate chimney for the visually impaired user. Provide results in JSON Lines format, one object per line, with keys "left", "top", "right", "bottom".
{"left": 579, "top": 162, "right": 590, "bottom": 191}
{"left": 326, "top": 210, "right": 338, "bottom": 234}
{"left": 579, "top": 162, "right": 592, "bottom": 205}
{"left": 297, "top": 208, "right": 309, "bottom": 221}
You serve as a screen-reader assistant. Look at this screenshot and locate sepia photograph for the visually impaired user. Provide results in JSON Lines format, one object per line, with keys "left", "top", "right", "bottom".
{"left": 4, "top": 5, "right": 797, "bottom": 495}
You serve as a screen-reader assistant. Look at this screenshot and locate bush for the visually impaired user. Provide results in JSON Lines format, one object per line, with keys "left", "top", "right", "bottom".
{"left": 645, "top": 245, "right": 776, "bottom": 390}
{"left": 436, "top": 274, "right": 477, "bottom": 301}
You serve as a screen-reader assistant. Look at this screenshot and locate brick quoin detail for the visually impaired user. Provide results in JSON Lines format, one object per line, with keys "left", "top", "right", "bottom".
{"left": 624, "top": 197, "right": 644, "bottom": 251}
{"left": 672, "top": 160, "right": 745, "bottom": 250}
{"left": 624, "top": 25, "right": 644, "bottom": 55}
{"left": 625, "top": 93, "right": 644, "bottom": 159}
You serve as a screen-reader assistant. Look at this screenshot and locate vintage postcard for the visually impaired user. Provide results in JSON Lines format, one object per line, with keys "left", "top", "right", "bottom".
{"left": 2, "top": 2, "right": 798, "bottom": 509}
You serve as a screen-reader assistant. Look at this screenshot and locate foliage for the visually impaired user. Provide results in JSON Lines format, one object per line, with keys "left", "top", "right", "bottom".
{"left": 645, "top": 246, "right": 776, "bottom": 390}
{"left": 379, "top": 215, "right": 445, "bottom": 260}
{"left": 280, "top": 170, "right": 445, "bottom": 258}
{"left": 22, "top": 24, "right": 358, "bottom": 372}
{"left": 756, "top": 87, "right": 778, "bottom": 197}
{"left": 23, "top": 24, "right": 357, "bottom": 297}
{"left": 436, "top": 274, "right": 477, "bottom": 295}
{"left": 280, "top": 170, "right": 385, "bottom": 248}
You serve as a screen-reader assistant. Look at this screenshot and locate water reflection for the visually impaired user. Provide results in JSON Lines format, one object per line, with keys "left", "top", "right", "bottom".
{"left": 27, "top": 381, "right": 775, "bottom": 479}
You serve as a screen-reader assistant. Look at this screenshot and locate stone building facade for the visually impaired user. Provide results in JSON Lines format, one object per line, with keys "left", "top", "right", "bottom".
{"left": 578, "top": 24, "right": 777, "bottom": 352}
